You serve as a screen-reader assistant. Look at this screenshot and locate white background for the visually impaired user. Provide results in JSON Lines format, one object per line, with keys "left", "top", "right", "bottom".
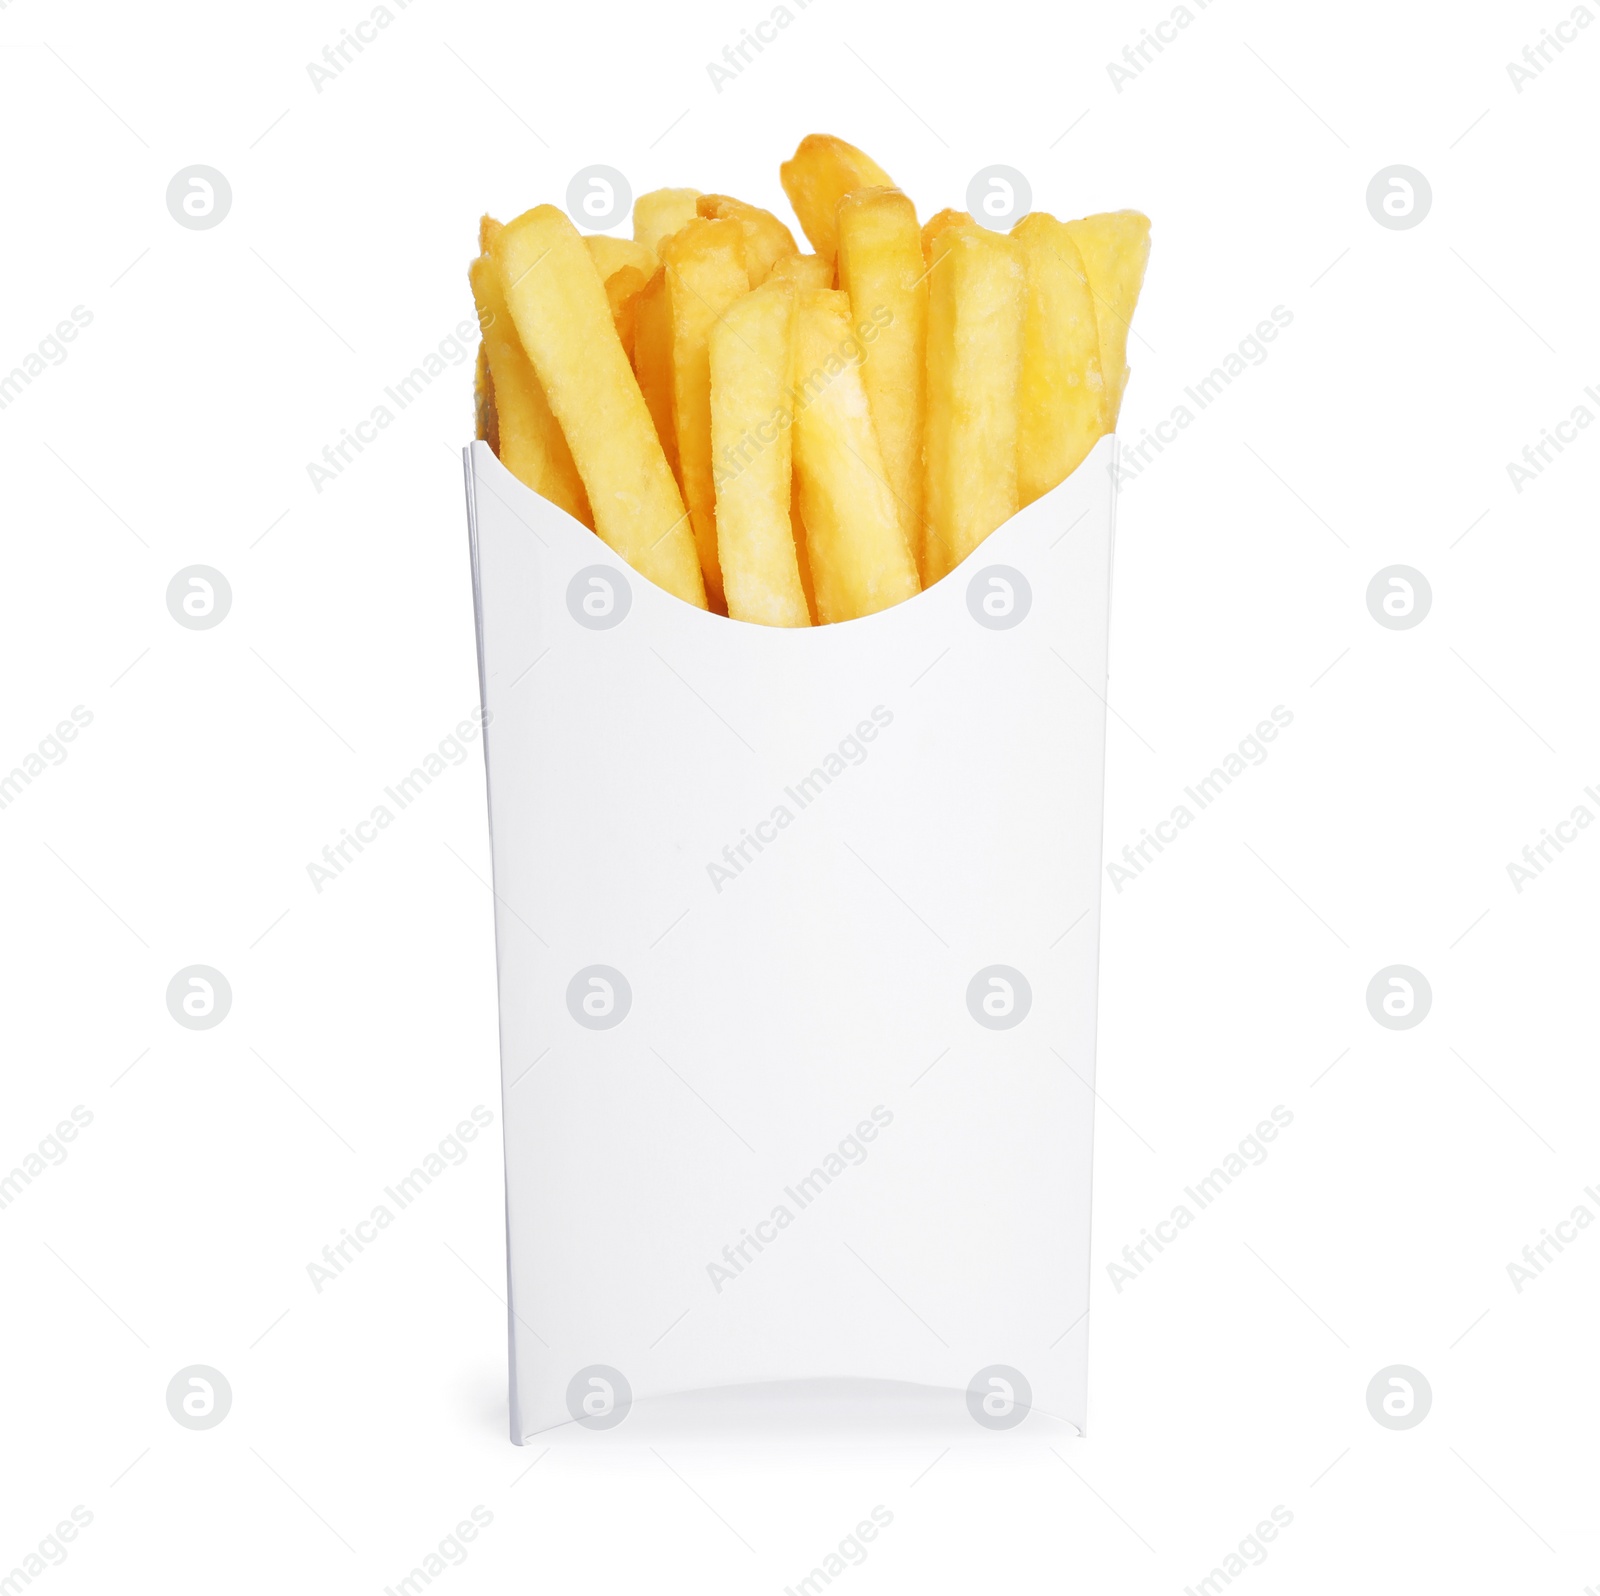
{"left": 3, "top": 0, "right": 1598, "bottom": 1591}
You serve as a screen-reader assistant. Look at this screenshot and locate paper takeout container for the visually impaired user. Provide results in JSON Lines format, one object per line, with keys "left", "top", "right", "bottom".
{"left": 464, "top": 435, "right": 1118, "bottom": 1440}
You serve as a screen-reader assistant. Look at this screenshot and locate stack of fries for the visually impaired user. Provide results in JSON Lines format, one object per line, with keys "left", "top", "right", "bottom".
{"left": 470, "top": 134, "right": 1149, "bottom": 625}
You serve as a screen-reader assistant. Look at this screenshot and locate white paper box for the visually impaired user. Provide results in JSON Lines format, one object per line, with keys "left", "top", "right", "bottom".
{"left": 464, "top": 436, "right": 1118, "bottom": 1441}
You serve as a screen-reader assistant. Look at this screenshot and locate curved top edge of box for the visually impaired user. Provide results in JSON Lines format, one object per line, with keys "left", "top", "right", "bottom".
{"left": 465, "top": 434, "right": 1117, "bottom": 642}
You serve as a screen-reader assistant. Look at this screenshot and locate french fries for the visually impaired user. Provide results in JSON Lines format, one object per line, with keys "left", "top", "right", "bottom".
{"left": 475, "top": 216, "right": 503, "bottom": 453}
{"left": 922, "top": 225, "right": 1026, "bottom": 585}
{"left": 836, "top": 188, "right": 926, "bottom": 574}
{"left": 1012, "top": 213, "right": 1108, "bottom": 507}
{"left": 657, "top": 218, "right": 752, "bottom": 611}
{"left": 790, "top": 479, "right": 819, "bottom": 623}
{"left": 1063, "top": 211, "right": 1151, "bottom": 424}
{"left": 474, "top": 219, "right": 502, "bottom": 453}
{"left": 708, "top": 280, "right": 810, "bottom": 626}
{"left": 600, "top": 263, "right": 648, "bottom": 363}
{"left": 469, "top": 250, "right": 591, "bottom": 527}
{"left": 631, "top": 268, "right": 680, "bottom": 482}
{"left": 470, "top": 136, "right": 1149, "bottom": 620}
{"left": 473, "top": 340, "right": 497, "bottom": 451}
{"left": 585, "top": 236, "right": 655, "bottom": 281}
{"left": 767, "top": 253, "right": 833, "bottom": 290}
{"left": 780, "top": 134, "right": 894, "bottom": 267}
{"left": 633, "top": 188, "right": 702, "bottom": 261}
{"left": 791, "top": 290, "right": 920, "bottom": 622}
{"left": 491, "top": 206, "right": 705, "bottom": 608}
{"left": 920, "top": 208, "right": 970, "bottom": 266}
{"left": 586, "top": 233, "right": 653, "bottom": 361}
{"left": 697, "top": 194, "right": 799, "bottom": 287}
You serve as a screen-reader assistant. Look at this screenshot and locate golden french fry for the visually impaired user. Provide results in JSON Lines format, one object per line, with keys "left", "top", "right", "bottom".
{"left": 697, "top": 194, "right": 798, "bottom": 286}
{"left": 1063, "top": 211, "right": 1150, "bottom": 423}
{"left": 836, "top": 187, "right": 926, "bottom": 572}
{"left": 602, "top": 263, "right": 648, "bottom": 364}
{"left": 469, "top": 251, "right": 592, "bottom": 527}
{"left": 477, "top": 212, "right": 503, "bottom": 453}
{"left": 1012, "top": 213, "right": 1109, "bottom": 505}
{"left": 922, "top": 225, "right": 1025, "bottom": 584}
{"left": 492, "top": 206, "right": 705, "bottom": 608}
{"left": 920, "top": 208, "right": 971, "bottom": 267}
{"left": 631, "top": 267, "right": 679, "bottom": 482}
{"left": 791, "top": 289, "right": 920, "bottom": 622}
{"left": 790, "top": 477, "right": 818, "bottom": 624}
{"left": 658, "top": 218, "right": 751, "bottom": 611}
{"left": 709, "top": 280, "right": 809, "bottom": 627}
{"left": 633, "top": 188, "right": 702, "bottom": 260}
{"left": 779, "top": 134, "right": 894, "bottom": 267}
{"left": 474, "top": 340, "right": 498, "bottom": 450}
{"left": 585, "top": 235, "right": 656, "bottom": 283}
{"left": 767, "top": 253, "right": 833, "bottom": 290}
